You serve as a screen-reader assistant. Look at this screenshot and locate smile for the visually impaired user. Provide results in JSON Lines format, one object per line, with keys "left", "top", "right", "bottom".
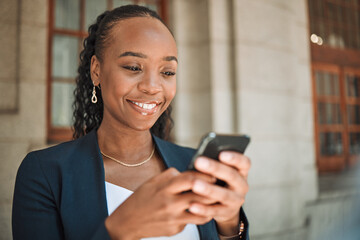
{"left": 127, "top": 100, "right": 161, "bottom": 116}
{"left": 130, "top": 101, "right": 157, "bottom": 110}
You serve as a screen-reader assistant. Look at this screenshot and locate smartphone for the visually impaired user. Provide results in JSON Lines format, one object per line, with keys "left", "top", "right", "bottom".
{"left": 187, "top": 132, "right": 250, "bottom": 186}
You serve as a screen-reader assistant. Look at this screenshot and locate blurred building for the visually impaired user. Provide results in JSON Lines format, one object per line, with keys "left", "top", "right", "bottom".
{"left": 0, "top": 0, "right": 359, "bottom": 239}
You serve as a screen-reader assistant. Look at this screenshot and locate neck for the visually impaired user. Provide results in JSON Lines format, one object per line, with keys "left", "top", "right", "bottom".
{"left": 97, "top": 120, "right": 154, "bottom": 164}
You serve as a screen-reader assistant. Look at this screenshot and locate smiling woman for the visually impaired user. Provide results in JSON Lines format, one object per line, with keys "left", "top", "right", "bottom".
{"left": 72, "top": 6, "right": 175, "bottom": 140}
{"left": 90, "top": 16, "right": 177, "bottom": 134}
{"left": 12, "top": 5, "right": 250, "bottom": 240}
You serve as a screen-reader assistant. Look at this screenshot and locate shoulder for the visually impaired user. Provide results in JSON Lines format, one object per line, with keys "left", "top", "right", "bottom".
{"left": 17, "top": 131, "right": 99, "bottom": 185}
{"left": 15, "top": 131, "right": 101, "bottom": 203}
{"left": 31, "top": 132, "right": 93, "bottom": 160}
{"left": 24, "top": 131, "right": 96, "bottom": 167}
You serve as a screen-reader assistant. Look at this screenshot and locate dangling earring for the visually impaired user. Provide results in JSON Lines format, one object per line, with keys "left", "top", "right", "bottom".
{"left": 91, "top": 84, "right": 97, "bottom": 104}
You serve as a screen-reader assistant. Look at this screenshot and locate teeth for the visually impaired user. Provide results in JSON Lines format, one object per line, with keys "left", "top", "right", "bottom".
{"left": 131, "top": 101, "right": 157, "bottom": 110}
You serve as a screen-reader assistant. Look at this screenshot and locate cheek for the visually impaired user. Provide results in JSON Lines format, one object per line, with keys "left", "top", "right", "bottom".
{"left": 165, "top": 80, "right": 177, "bottom": 102}
{"left": 111, "top": 74, "right": 138, "bottom": 96}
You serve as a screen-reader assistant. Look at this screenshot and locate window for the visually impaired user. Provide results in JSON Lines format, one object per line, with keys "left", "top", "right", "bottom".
{"left": 312, "top": 64, "right": 360, "bottom": 171}
{"left": 308, "top": 0, "right": 360, "bottom": 172}
{"left": 309, "top": 0, "right": 360, "bottom": 50}
{"left": 47, "top": 0, "right": 168, "bottom": 142}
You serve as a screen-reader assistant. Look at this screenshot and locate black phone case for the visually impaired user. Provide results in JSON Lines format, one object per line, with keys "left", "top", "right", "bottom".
{"left": 187, "top": 132, "right": 250, "bottom": 186}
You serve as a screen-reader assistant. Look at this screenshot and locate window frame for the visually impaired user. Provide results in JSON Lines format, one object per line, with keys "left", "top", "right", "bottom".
{"left": 344, "top": 67, "right": 360, "bottom": 167}
{"left": 312, "top": 63, "right": 348, "bottom": 172}
{"left": 47, "top": 0, "right": 168, "bottom": 142}
{"left": 308, "top": 0, "right": 360, "bottom": 172}
{"left": 312, "top": 63, "right": 360, "bottom": 172}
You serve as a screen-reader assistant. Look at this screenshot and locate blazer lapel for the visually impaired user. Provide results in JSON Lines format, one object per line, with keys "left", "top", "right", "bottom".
{"left": 53, "top": 130, "right": 109, "bottom": 239}
{"left": 152, "top": 135, "right": 193, "bottom": 171}
{"left": 85, "top": 130, "right": 109, "bottom": 216}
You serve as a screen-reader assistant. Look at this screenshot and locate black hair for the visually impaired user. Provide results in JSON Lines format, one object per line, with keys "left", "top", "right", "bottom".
{"left": 72, "top": 5, "right": 173, "bottom": 140}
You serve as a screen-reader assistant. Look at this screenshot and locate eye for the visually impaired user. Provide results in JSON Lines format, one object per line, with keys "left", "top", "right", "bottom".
{"left": 123, "top": 66, "right": 142, "bottom": 72}
{"left": 161, "top": 71, "right": 176, "bottom": 76}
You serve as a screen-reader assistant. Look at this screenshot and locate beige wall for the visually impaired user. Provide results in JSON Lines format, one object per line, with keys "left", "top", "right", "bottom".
{"left": 171, "top": 0, "right": 317, "bottom": 239}
{"left": 0, "top": 0, "right": 48, "bottom": 239}
{"left": 234, "top": 0, "right": 317, "bottom": 237}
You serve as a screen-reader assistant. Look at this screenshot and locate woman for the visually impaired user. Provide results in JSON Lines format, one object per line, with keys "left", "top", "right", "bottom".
{"left": 12, "top": 5, "right": 250, "bottom": 240}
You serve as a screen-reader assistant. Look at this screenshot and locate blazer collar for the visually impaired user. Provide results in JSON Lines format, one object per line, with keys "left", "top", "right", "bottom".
{"left": 152, "top": 135, "right": 190, "bottom": 172}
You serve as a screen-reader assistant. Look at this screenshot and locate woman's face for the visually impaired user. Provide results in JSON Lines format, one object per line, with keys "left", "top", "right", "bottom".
{"left": 91, "top": 17, "right": 177, "bottom": 132}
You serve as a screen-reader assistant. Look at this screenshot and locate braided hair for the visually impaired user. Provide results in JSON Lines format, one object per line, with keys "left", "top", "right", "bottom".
{"left": 72, "top": 5, "right": 174, "bottom": 140}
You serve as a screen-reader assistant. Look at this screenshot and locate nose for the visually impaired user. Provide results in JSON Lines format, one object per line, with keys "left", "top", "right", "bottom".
{"left": 137, "top": 71, "right": 162, "bottom": 95}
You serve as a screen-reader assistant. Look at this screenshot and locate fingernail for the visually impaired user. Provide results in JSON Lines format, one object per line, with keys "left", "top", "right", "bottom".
{"left": 195, "top": 157, "right": 209, "bottom": 170}
{"left": 189, "top": 205, "right": 201, "bottom": 214}
{"left": 220, "top": 152, "right": 233, "bottom": 162}
{"left": 193, "top": 180, "right": 206, "bottom": 193}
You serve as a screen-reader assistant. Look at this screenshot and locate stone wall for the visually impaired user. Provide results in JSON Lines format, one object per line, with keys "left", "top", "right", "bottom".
{"left": 171, "top": 0, "right": 317, "bottom": 239}
{"left": 234, "top": 0, "right": 317, "bottom": 239}
{"left": 306, "top": 190, "right": 360, "bottom": 240}
{"left": 0, "top": 0, "right": 48, "bottom": 239}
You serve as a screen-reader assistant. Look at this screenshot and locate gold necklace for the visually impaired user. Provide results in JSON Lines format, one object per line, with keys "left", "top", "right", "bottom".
{"left": 101, "top": 146, "right": 155, "bottom": 167}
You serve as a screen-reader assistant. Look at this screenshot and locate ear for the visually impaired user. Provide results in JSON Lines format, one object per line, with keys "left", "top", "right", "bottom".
{"left": 90, "top": 55, "right": 101, "bottom": 86}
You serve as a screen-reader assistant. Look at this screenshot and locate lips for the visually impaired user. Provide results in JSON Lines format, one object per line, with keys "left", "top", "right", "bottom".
{"left": 127, "top": 99, "right": 161, "bottom": 115}
{"left": 131, "top": 101, "right": 157, "bottom": 110}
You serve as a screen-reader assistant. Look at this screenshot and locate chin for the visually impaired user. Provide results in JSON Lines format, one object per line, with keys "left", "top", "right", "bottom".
{"left": 128, "top": 120, "right": 158, "bottom": 133}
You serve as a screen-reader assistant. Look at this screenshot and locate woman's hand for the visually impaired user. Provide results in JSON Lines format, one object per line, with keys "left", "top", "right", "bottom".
{"left": 188, "top": 152, "right": 251, "bottom": 236}
{"left": 105, "top": 168, "right": 215, "bottom": 240}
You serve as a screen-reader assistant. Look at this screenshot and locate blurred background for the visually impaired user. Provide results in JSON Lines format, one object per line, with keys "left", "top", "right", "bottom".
{"left": 0, "top": 0, "right": 360, "bottom": 239}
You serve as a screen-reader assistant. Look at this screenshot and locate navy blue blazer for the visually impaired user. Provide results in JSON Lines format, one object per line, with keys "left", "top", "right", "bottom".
{"left": 12, "top": 130, "right": 249, "bottom": 240}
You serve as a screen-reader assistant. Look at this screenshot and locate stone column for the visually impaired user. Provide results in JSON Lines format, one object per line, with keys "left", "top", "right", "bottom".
{"left": 171, "top": 0, "right": 212, "bottom": 147}
{"left": 0, "top": 0, "right": 48, "bottom": 238}
{"left": 232, "top": 0, "right": 317, "bottom": 238}
{"left": 208, "top": 0, "right": 236, "bottom": 133}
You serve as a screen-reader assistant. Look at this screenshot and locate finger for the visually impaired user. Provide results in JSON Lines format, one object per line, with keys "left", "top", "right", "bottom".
{"left": 151, "top": 167, "right": 180, "bottom": 184}
{"left": 177, "top": 211, "right": 213, "bottom": 225}
{"left": 144, "top": 168, "right": 181, "bottom": 192}
{"left": 188, "top": 202, "right": 233, "bottom": 219}
{"left": 194, "top": 157, "right": 245, "bottom": 190}
{"left": 187, "top": 171, "right": 217, "bottom": 184}
{"left": 218, "top": 152, "right": 251, "bottom": 178}
{"left": 164, "top": 188, "right": 218, "bottom": 214}
{"left": 164, "top": 171, "right": 216, "bottom": 194}
{"left": 191, "top": 180, "right": 245, "bottom": 206}
{"left": 178, "top": 191, "right": 218, "bottom": 206}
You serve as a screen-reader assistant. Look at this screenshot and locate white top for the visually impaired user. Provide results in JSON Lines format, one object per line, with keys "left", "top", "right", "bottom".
{"left": 105, "top": 181, "right": 200, "bottom": 240}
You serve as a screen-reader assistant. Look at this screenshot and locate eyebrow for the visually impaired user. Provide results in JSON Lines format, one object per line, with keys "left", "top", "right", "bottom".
{"left": 163, "top": 56, "right": 178, "bottom": 63}
{"left": 119, "top": 51, "right": 178, "bottom": 63}
{"left": 119, "top": 51, "right": 146, "bottom": 58}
